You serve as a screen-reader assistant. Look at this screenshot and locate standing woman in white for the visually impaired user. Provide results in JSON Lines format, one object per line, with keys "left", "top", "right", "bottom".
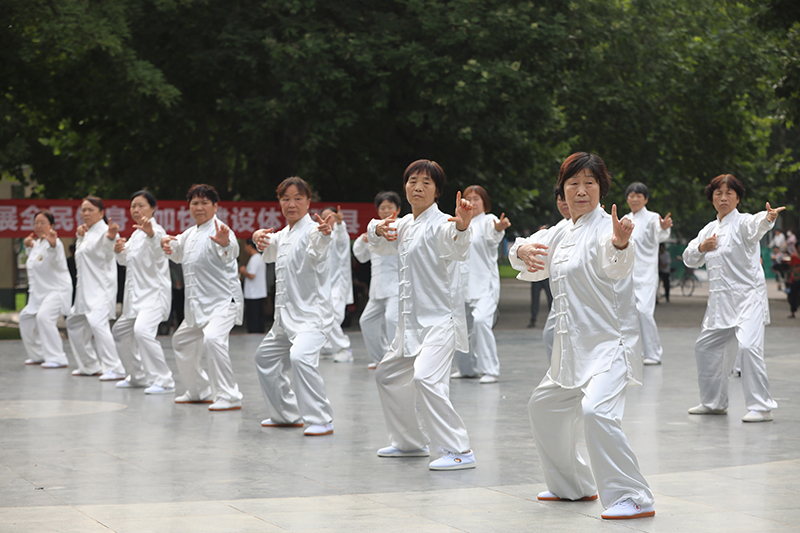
{"left": 161, "top": 184, "right": 244, "bottom": 411}
{"left": 66, "top": 197, "right": 126, "bottom": 381}
{"left": 510, "top": 153, "right": 655, "bottom": 520}
{"left": 370, "top": 159, "right": 477, "bottom": 471}
{"left": 623, "top": 182, "right": 672, "bottom": 365}
{"left": 683, "top": 174, "right": 783, "bottom": 423}
{"left": 112, "top": 191, "right": 175, "bottom": 394}
{"left": 20, "top": 210, "right": 72, "bottom": 368}
{"left": 253, "top": 177, "right": 337, "bottom": 436}
{"left": 352, "top": 191, "right": 401, "bottom": 370}
{"left": 320, "top": 205, "right": 354, "bottom": 363}
{"left": 451, "top": 185, "right": 510, "bottom": 383}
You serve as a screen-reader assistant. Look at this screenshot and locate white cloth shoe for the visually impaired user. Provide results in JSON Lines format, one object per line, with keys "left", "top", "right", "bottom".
{"left": 688, "top": 404, "right": 727, "bottom": 415}
{"left": 174, "top": 392, "right": 213, "bottom": 404}
{"left": 98, "top": 371, "right": 126, "bottom": 381}
{"left": 642, "top": 358, "right": 661, "bottom": 365}
{"left": 428, "top": 450, "right": 476, "bottom": 470}
{"left": 377, "top": 445, "right": 430, "bottom": 457}
{"left": 450, "top": 371, "right": 477, "bottom": 379}
{"left": 40, "top": 361, "right": 68, "bottom": 369}
{"left": 742, "top": 410, "right": 773, "bottom": 422}
{"left": 208, "top": 398, "right": 242, "bottom": 411}
{"left": 537, "top": 490, "right": 598, "bottom": 502}
{"left": 144, "top": 385, "right": 175, "bottom": 395}
{"left": 333, "top": 349, "right": 353, "bottom": 363}
{"left": 601, "top": 498, "right": 655, "bottom": 519}
{"left": 479, "top": 375, "right": 498, "bottom": 384}
{"left": 116, "top": 379, "right": 147, "bottom": 389}
{"left": 72, "top": 369, "right": 101, "bottom": 376}
{"left": 261, "top": 418, "right": 304, "bottom": 427}
{"left": 367, "top": 362, "right": 378, "bottom": 370}
{"left": 304, "top": 423, "right": 334, "bottom": 436}
{"left": 25, "top": 359, "right": 45, "bottom": 365}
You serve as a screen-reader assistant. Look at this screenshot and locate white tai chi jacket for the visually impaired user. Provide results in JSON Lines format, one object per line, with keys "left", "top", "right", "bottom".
{"left": 367, "top": 203, "right": 472, "bottom": 357}
{"left": 460, "top": 212, "right": 505, "bottom": 304}
{"left": 71, "top": 220, "right": 117, "bottom": 317}
{"left": 352, "top": 236, "right": 399, "bottom": 300}
{"left": 116, "top": 221, "right": 171, "bottom": 321}
{"left": 328, "top": 221, "right": 354, "bottom": 305}
{"left": 623, "top": 207, "right": 670, "bottom": 311}
{"left": 683, "top": 209, "right": 774, "bottom": 329}
{"left": 168, "top": 216, "right": 243, "bottom": 327}
{"left": 260, "top": 213, "right": 333, "bottom": 339}
{"left": 509, "top": 205, "right": 642, "bottom": 388}
{"left": 24, "top": 238, "right": 73, "bottom": 315}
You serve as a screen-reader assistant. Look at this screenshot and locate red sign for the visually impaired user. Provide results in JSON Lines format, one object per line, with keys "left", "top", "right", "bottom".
{"left": 0, "top": 200, "right": 377, "bottom": 239}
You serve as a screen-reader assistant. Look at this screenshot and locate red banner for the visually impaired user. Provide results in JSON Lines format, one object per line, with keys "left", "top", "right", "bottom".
{"left": 0, "top": 199, "right": 377, "bottom": 239}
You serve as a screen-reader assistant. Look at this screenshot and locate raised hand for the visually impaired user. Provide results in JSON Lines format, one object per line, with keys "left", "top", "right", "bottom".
{"left": 766, "top": 202, "right": 786, "bottom": 223}
{"left": 375, "top": 211, "right": 398, "bottom": 241}
{"left": 660, "top": 212, "right": 673, "bottom": 230}
{"left": 76, "top": 224, "right": 88, "bottom": 238}
{"left": 314, "top": 213, "right": 335, "bottom": 236}
{"left": 107, "top": 222, "right": 120, "bottom": 240}
{"left": 360, "top": 233, "right": 368, "bottom": 243}
{"left": 209, "top": 219, "right": 230, "bottom": 247}
{"left": 494, "top": 212, "right": 511, "bottom": 232}
{"left": 253, "top": 228, "right": 274, "bottom": 250}
{"left": 447, "top": 191, "right": 474, "bottom": 231}
{"left": 333, "top": 205, "right": 344, "bottom": 225}
{"left": 133, "top": 216, "right": 155, "bottom": 238}
{"left": 114, "top": 237, "right": 127, "bottom": 254}
{"left": 160, "top": 235, "right": 177, "bottom": 255}
{"left": 699, "top": 233, "right": 717, "bottom": 253}
{"left": 23, "top": 232, "right": 35, "bottom": 248}
{"left": 611, "top": 204, "right": 634, "bottom": 249}
{"left": 517, "top": 243, "right": 549, "bottom": 272}
{"left": 45, "top": 229, "right": 59, "bottom": 248}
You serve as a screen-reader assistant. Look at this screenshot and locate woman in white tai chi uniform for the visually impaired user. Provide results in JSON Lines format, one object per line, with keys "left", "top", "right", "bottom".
{"left": 623, "top": 182, "right": 672, "bottom": 365}
{"left": 353, "top": 191, "right": 401, "bottom": 370}
{"left": 683, "top": 173, "right": 783, "bottom": 423}
{"left": 320, "top": 205, "right": 354, "bottom": 363}
{"left": 112, "top": 191, "right": 175, "bottom": 394}
{"left": 20, "top": 210, "right": 72, "bottom": 368}
{"left": 161, "top": 184, "right": 244, "bottom": 411}
{"left": 451, "top": 185, "right": 509, "bottom": 383}
{"left": 67, "top": 196, "right": 126, "bottom": 381}
{"left": 510, "top": 152, "right": 655, "bottom": 520}
{"left": 253, "top": 177, "right": 337, "bottom": 436}
{"left": 370, "top": 159, "right": 477, "bottom": 471}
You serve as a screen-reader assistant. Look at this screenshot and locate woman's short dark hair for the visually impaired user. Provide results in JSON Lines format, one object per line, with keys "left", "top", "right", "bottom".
{"left": 186, "top": 184, "right": 219, "bottom": 204}
{"left": 245, "top": 238, "right": 255, "bottom": 247}
{"left": 276, "top": 176, "right": 312, "bottom": 199}
{"left": 35, "top": 209, "right": 55, "bottom": 226}
{"left": 553, "top": 186, "right": 564, "bottom": 202}
{"left": 625, "top": 182, "right": 650, "bottom": 200}
{"left": 374, "top": 191, "right": 401, "bottom": 210}
{"left": 705, "top": 174, "right": 744, "bottom": 203}
{"left": 464, "top": 185, "right": 491, "bottom": 213}
{"left": 320, "top": 206, "right": 337, "bottom": 216}
{"left": 403, "top": 160, "right": 446, "bottom": 200}
{"left": 131, "top": 190, "right": 157, "bottom": 208}
{"left": 556, "top": 152, "right": 612, "bottom": 200}
{"left": 83, "top": 195, "right": 105, "bottom": 212}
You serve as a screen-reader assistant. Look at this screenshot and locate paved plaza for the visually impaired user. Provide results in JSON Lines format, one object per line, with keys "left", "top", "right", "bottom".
{"left": 1, "top": 279, "right": 799, "bottom": 532}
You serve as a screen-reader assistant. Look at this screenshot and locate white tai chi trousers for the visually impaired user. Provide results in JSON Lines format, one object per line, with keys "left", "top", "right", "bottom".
{"left": 453, "top": 297, "right": 500, "bottom": 377}
{"left": 326, "top": 292, "right": 351, "bottom": 353}
{"left": 67, "top": 309, "right": 124, "bottom": 375}
{"left": 359, "top": 295, "right": 398, "bottom": 366}
{"left": 19, "top": 294, "right": 68, "bottom": 366}
{"left": 172, "top": 302, "right": 242, "bottom": 402}
{"left": 528, "top": 347, "right": 654, "bottom": 510}
{"left": 375, "top": 330, "right": 471, "bottom": 455}
{"left": 637, "top": 299, "right": 663, "bottom": 363}
{"left": 694, "top": 309, "right": 777, "bottom": 413}
{"left": 112, "top": 309, "right": 175, "bottom": 388}
{"left": 543, "top": 308, "right": 556, "bottom": 364}
{"left": 254, "top": 326, "right": 334, "bottom": 425}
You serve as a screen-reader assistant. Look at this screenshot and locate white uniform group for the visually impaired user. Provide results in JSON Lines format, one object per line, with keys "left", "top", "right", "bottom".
{"left": 18, "top": 161, "right": 785, "bottom": 523}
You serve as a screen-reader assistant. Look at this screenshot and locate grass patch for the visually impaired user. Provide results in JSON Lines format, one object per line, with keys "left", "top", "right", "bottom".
{"left": 499, "top": 265, "right": 519, "bottom": 279}
{"left": 0, "top": 327, "right": 21, "bottom": 340}
{"left": 16, "top": 293, "right": 26, "bottom": 310}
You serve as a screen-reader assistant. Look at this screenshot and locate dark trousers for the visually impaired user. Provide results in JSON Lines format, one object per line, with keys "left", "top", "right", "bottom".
{"left": 530, "top": 279, "right": 552, "bottom": 325}
{"left": 660, "top": 271, "right": 671, "bottom": 302}
{"left": 789, "top": 280, "right": 800, "bottom": 314}
{"left": 245, "top": 298, "right": 266, "bottom": 333}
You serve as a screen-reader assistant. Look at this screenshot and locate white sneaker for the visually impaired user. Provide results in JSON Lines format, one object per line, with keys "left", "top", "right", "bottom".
{"left": 116, "top": 379, "right": 147, "bottom": 389}
{"left": 208, "top": 398, "right": 242, "bottom": 411}
{"left": 538, "top": 490, "right": 598, "bottom": 502}
{"left": 479, "top": 375, "right": 498, "bottom": 384}
{"left": 98, "top": 371, "right": 126, "bottom": 381}
{"left": 367, "top": 362, "right": 378, "bottom": 370}
{"left": 742, "top": 410, "right": 773, "bottom": 422}
{"left": 304, "top": 422, "right": 334, "bottom": 436}
{"left": 688, "top": 404, "right": 727, "bottom": 415}
{"left": 40, "top": 361, "right": 68, "bottom": 369}
{"left": 174, "top": 392, "right": 213, "bottom": 404}
{"left": 144, "top": 384, "right": 175, "bottom": 395}
{"left": 25, "top": 359, "right": 45, "bottom": 365}
{"left": 72, "top": 369, "right": 101, "bottom": 377}
{"left": 261, "top": 418, "right": 304, "bottom": 427}
{"left": 377, "top": 445, "right": 430, "bottom": 457}
{"left": 642, "top": 358, "right": 661, "bottom": 366}
{"left": 450, "top": 371, "right": 476, "bottom": 379}
{"left": 333, "top": 349, "right": 353, "bottom": 363}
{"left": 429, "top": 450, "right": 476, "bottom": 470}
{"left": 601, "top": 498, "right": 655, "bottom": 519}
